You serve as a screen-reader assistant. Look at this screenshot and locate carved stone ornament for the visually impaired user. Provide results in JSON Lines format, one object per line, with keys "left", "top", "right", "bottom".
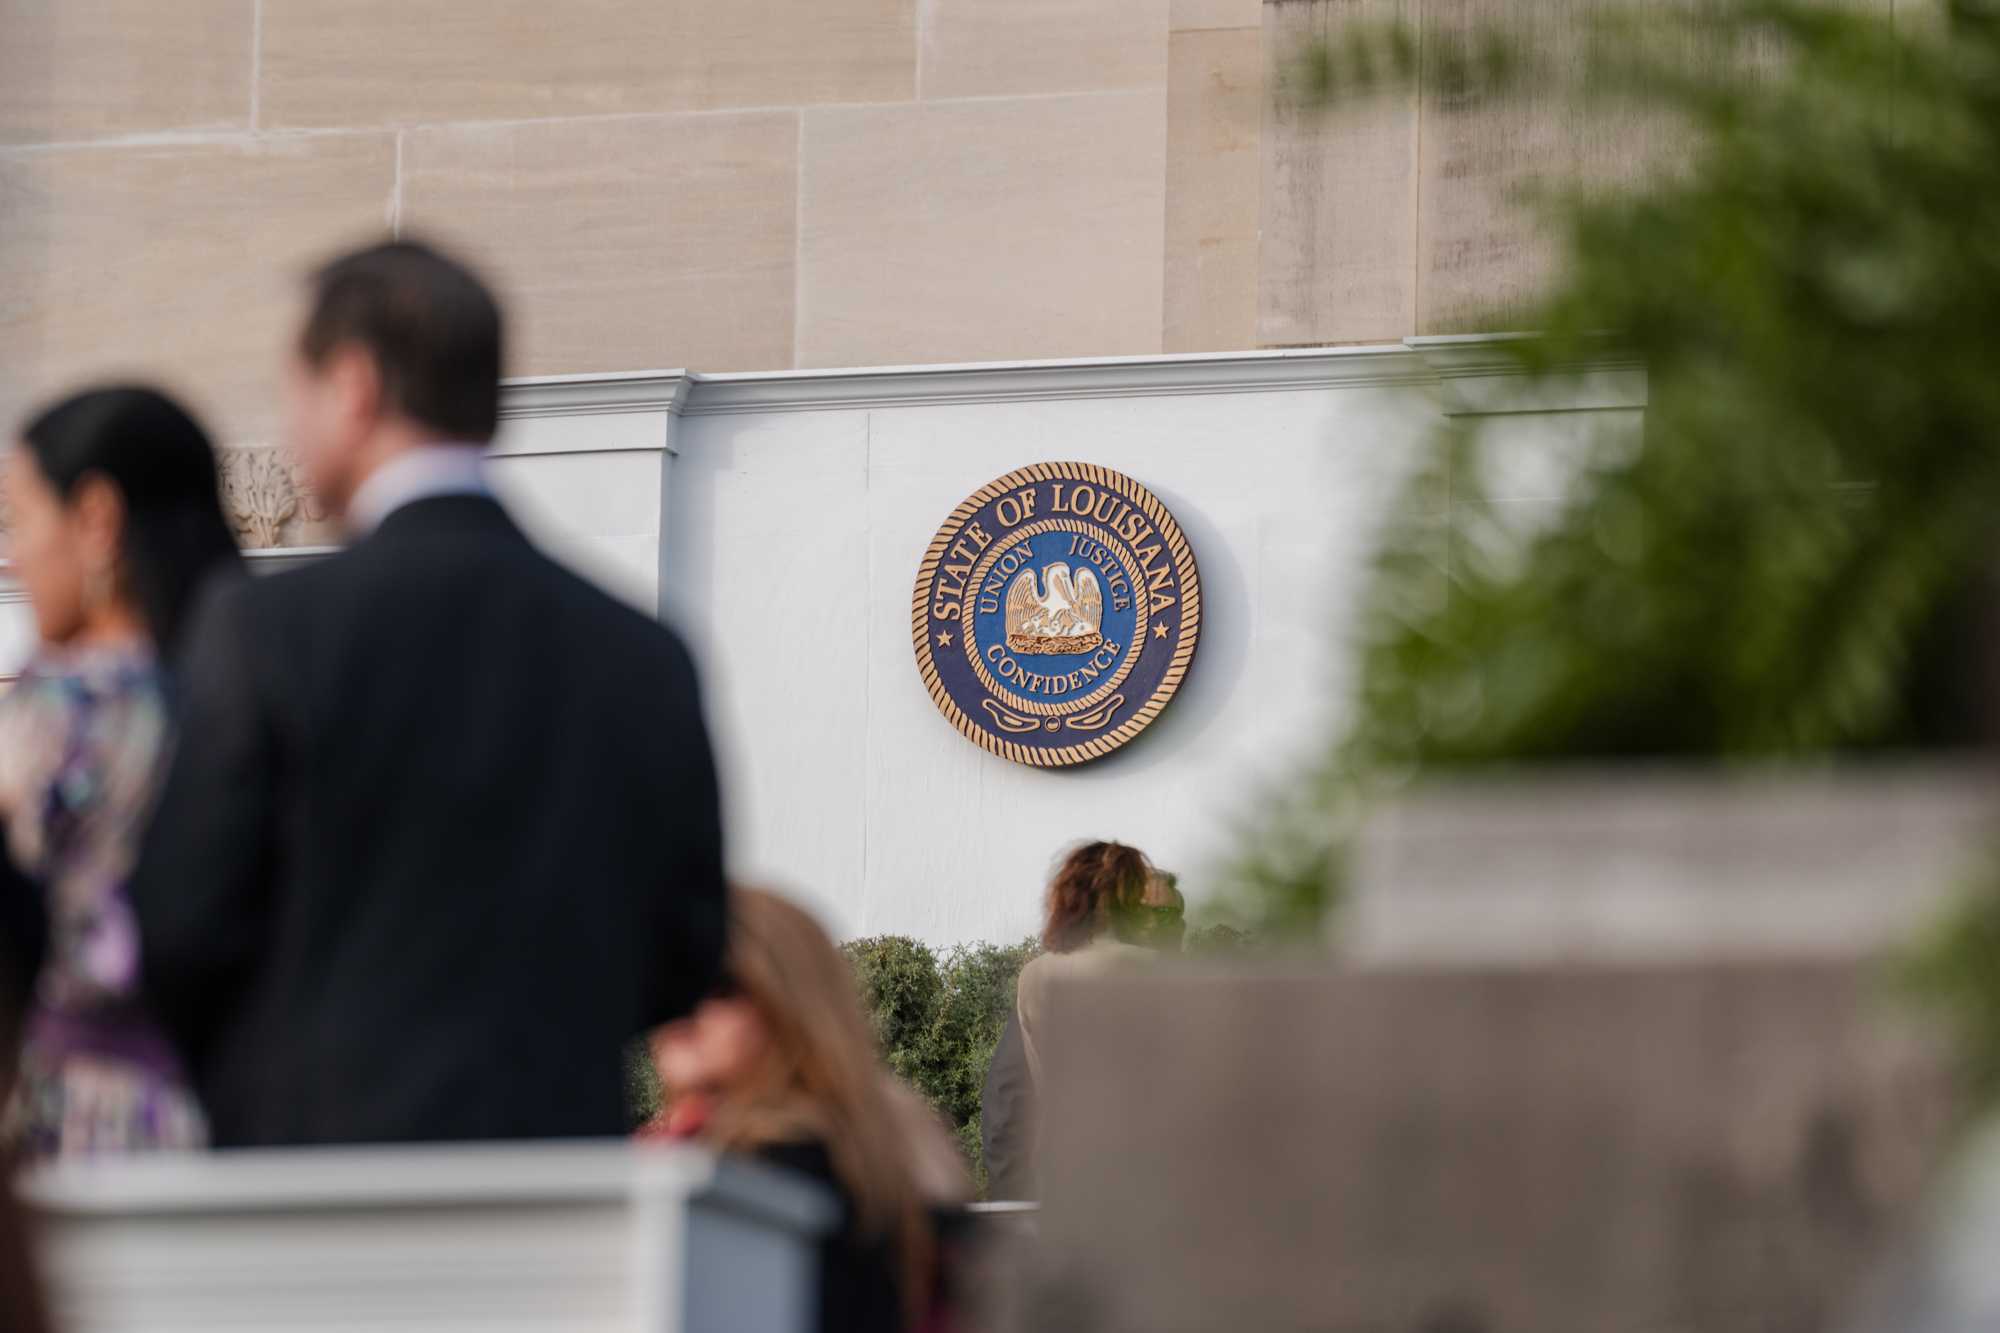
{"left": 220, "top": 445, "right": 328, "bottom": 549}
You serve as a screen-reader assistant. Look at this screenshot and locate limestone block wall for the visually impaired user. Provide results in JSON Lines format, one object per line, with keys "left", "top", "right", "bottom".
{"left": 0, "top": 0, "right": 1174, "bottom": 449}
{"left": 0, "top": 0, "right": 1823, "bottom": 482}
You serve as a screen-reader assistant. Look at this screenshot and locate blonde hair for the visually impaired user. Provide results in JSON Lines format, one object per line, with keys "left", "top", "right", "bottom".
{"left": 700, "top": 888, "right": 932, "bottom": 1320}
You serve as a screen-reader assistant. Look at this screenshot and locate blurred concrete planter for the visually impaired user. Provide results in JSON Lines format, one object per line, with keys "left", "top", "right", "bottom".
{"left": 997, "top": 764, "right": 1994, "bottom": 1333}
{"left": 23, "top": 1141, "right": 835, "bottom": 1333}
{"left": 1344, "top": 763, "right": 2000, "bottom": 967}
{"left": 1843, "top": 1111, "right": 2000, "bottom": 1333}
{"left": 1024, "top": 960, "right": 1958, "bottom": 1333}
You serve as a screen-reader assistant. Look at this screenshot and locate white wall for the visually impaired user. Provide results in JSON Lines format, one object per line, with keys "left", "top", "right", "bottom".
{"left": 0, "top": 581, "right": 31, "bottom": 683}
{"left": 485, "top": 372, "right": 686, "bottom": 615}
{"left": 0, "top": 342, "right": 1641, "bottom": 947}
{"left": 643, "top": 343, "right": 1639, "bottom": 945}
{"left": 664, "top": 356, "right": 1412, "bottom": 944}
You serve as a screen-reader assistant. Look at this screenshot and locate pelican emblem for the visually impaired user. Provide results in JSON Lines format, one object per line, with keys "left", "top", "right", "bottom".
{"left": 1005, "top": 562, "right": 1105, "bottom": 654}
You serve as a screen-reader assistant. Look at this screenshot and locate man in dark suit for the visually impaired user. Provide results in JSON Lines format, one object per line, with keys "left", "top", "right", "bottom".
{"left": 132, "top": 241, "right": 726, "bottom": 1146}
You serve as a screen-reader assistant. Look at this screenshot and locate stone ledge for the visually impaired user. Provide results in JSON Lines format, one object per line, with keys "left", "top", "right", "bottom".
{"left": 487, "top": 340, "right": 1643, "bottom": 419}
{"left": 1346, "top": 763, "right": 2000, "bottom": 967}
{"left": 0, "top": 341, "right": 1643, "bottom": 557}
{"left": 499, "top": 370, "right": 693, "bottom": 421}
{"left": 674, "top": 345, "right": 1435, "bottom": 415}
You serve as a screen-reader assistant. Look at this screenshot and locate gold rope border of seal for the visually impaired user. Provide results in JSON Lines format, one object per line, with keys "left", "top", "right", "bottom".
{"left": 910, "top": 461, "right": 1202, "bottom": 768}
{"left": 955, "top": 516, "right": 1151, "bottom": 718}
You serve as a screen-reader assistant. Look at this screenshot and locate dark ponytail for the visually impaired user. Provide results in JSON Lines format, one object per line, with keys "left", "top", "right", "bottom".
{"left": 20, "top": 386, "right": 242, "bottom": 657}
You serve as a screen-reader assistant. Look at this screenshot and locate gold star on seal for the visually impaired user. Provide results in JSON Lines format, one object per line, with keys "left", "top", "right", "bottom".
{"left": 937, "top": 630, "right": 954, "bottom": 647}
{"left": 1154, "top": 622, "right": 1170, "bottom": 639}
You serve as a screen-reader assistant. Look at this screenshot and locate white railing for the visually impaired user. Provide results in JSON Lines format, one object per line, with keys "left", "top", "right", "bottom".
{"left": 23, "top": 1141, "right": 833, "bottom": 1333}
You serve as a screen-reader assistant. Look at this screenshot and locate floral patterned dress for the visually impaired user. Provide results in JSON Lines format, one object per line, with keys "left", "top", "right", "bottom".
{"left": 0, "top": 645, "right": 205, "bottom": 1160}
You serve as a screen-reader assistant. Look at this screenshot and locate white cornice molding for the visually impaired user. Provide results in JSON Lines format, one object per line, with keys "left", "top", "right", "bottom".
{"left": 1405, "top": 333, "right": 1535, "bottom": 377}
{"left": 1403, "top": 333, "right": 1643, "bottom": 377}
{"left": 494, "top": 340, "right": 1645, "bottom": 421}
{"left": 1405, "top": 334, "right": 1647, "bottom": 416}
{"left": 676, "top": 346, "right": 1433, "bottom": 414}
{"left": 497, "top": 347, "right": 1434, "bottom": 421}
{"left": 499, "top": 370, "right": 692, "bottom": 420}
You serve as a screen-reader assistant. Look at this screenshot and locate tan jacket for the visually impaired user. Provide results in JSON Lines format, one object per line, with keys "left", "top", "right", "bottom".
{"left": 1014, "top": 937, "right": 1153, "bottom": 1089}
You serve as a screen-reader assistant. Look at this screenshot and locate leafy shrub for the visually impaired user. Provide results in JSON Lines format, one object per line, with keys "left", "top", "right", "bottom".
{"left": 1902, "top": 853, "right": 2000, "bottom": 1112}
{"left": 841, "top": 935, "right": 945, "bottom": 1086}
{"left": 642, "top": 930, "right": 1252, "bottom": 1189}
{"left": 627, "top": 1037, "right": 663, "bottom": 1127}
{"left": 840, "top": 934, "right": 1040, "bottom": 1193}
{"left": 1186, "top": 923, "right": 1256, "bottom": 957}
{"left": 925, "top": 939, "right": 1042, "bottom": 1132}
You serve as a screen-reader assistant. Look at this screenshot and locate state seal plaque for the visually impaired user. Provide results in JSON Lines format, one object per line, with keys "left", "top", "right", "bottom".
{"left": 911, "top": 463, "right": 1201, "bottom": 767}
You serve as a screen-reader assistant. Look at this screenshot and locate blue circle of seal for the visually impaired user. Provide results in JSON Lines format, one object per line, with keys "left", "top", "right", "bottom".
{"left": 911, "top": 462, "right": 1201, "bottom": 767}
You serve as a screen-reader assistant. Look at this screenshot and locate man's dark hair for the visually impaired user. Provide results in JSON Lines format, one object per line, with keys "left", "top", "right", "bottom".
{"left": 300, "top": 239, "right": 504, "bottom": 441}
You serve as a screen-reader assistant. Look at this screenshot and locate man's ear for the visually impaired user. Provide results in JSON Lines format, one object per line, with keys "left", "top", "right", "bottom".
{"left": 325, "top": 342, "right": 384, "bottom": 428}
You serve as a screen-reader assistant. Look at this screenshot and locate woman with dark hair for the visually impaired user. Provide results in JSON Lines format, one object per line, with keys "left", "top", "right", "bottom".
{"left": 0, "top": 385, "right": 240, "bottom": 1160}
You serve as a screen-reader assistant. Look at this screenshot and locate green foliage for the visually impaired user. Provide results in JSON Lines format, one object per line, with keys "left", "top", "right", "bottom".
{"left": 1186, "top": 923, "right": 1258, "bottom": 957}
{"left": 923, "top": 939, "right": 1043, "bottom": 1131}
{"left": 840, "top": 935, "right": 1041, "bottom": 1192}
{"left": 1226, "top": 1, "right": 2000, "bottom": 935}
{"left": 1902, "top": 854, "right": 2000, "bottom": 1110}
{"left": 841, "top": 934, "right": 945, "bottom": 1086}
{"left": 626, "top": 1038, "right": 662, "bottom": 1127}
{"left": 952, "top": 1117, "right": 987, "bottom": 1196}
{"left": 639, "top": 930, "right": 1255, "bottom": 1188}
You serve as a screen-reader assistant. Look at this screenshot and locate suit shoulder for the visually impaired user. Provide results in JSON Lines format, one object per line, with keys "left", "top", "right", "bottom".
{"left": 198, "top": 548, "right": 364, "bottom": 626}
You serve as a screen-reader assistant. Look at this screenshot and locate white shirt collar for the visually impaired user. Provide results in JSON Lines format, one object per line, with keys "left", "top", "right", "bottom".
{"left": 345, "top": 445, "right": 492, "bottom": 539}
